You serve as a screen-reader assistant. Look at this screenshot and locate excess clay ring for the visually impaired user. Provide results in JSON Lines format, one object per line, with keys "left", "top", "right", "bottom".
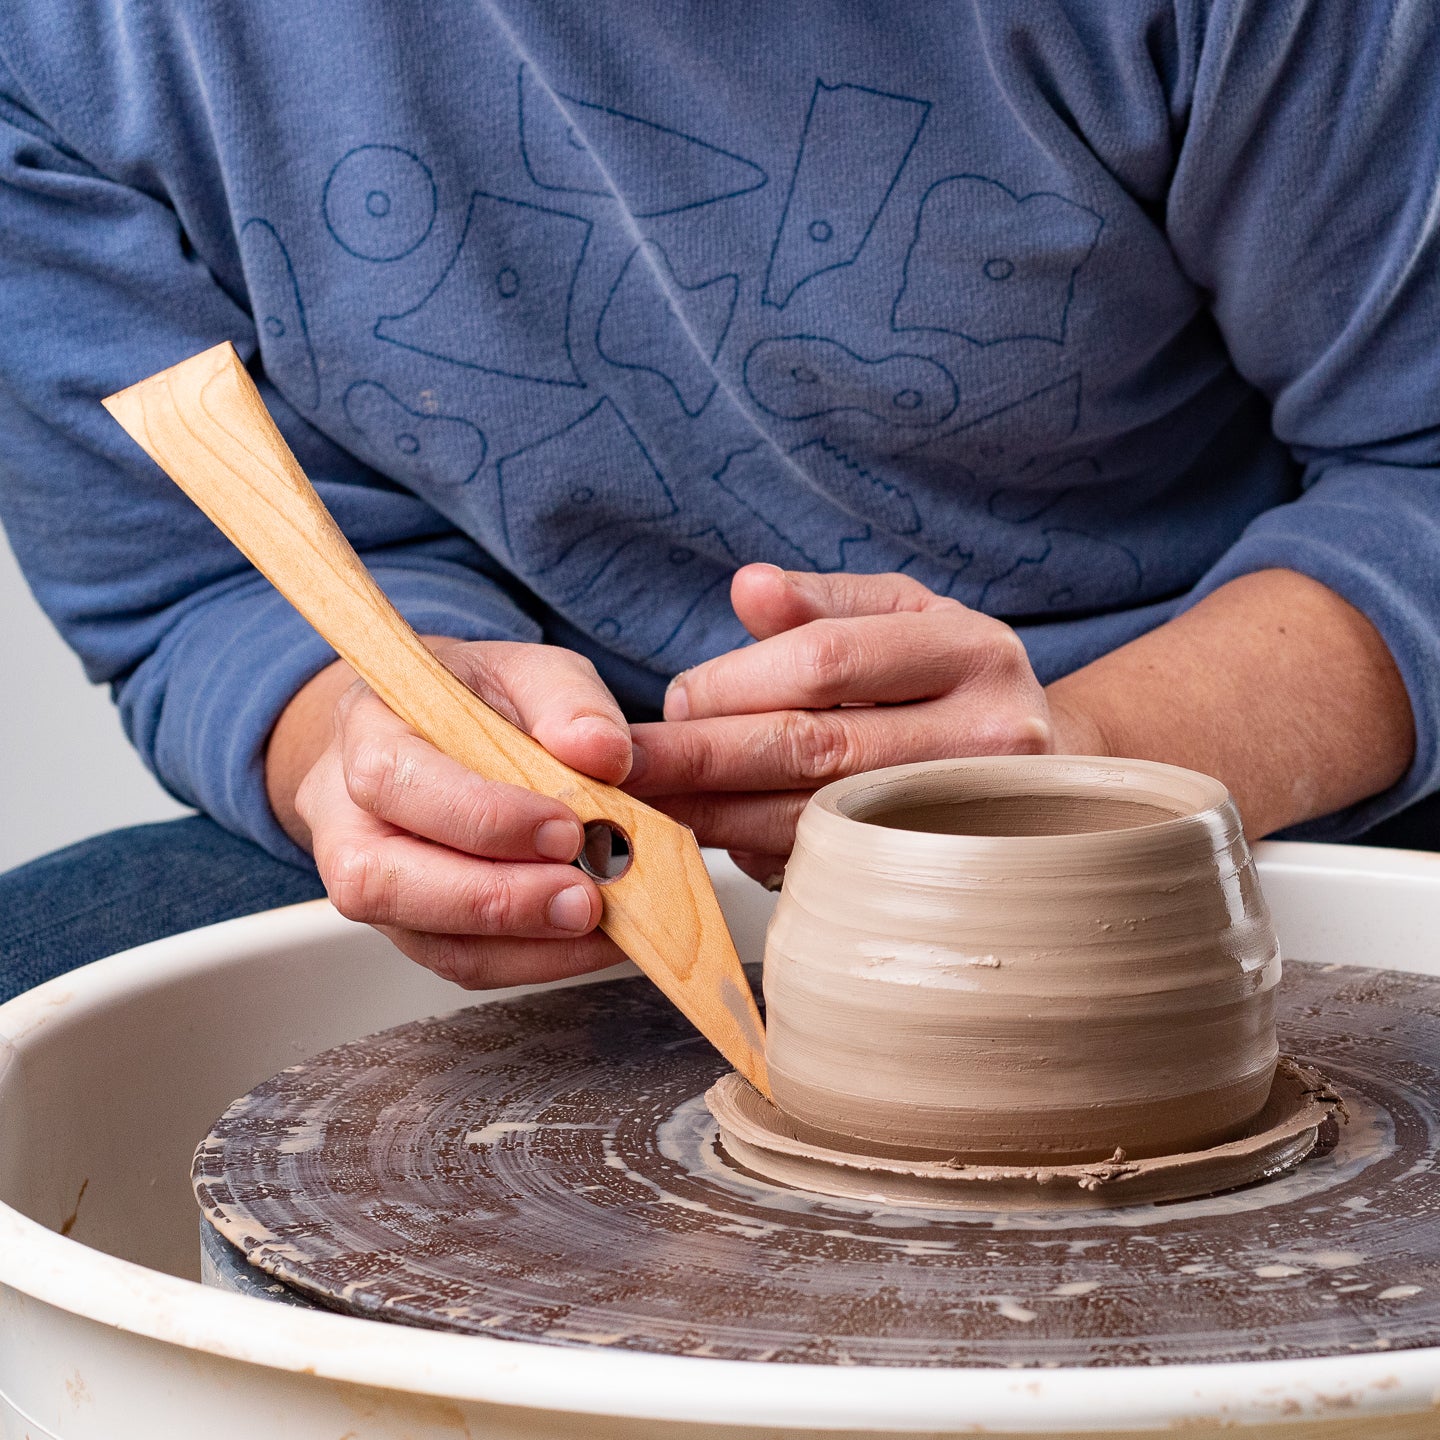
{"left": 708, "top": 1057, "right": 1345, "bottom": 1211}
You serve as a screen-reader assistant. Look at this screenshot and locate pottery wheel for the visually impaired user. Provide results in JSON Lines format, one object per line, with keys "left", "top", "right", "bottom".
{"left": 194, "top": 961, "right": 1440, "bottom": 1367}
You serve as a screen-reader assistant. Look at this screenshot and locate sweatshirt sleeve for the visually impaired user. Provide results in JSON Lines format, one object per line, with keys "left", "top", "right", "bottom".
{"left": 0, "top": 73, "right": 539, "bottom": 866}
{"left": 1166, "top": 0, "right": 1440, "bottom": 839}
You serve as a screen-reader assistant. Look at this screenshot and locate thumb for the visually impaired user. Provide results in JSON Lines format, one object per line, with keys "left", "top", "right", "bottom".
{"left": 445, "top": 640, "right": 633, "bottom": 785}
{"left": 730, "top": 563, "right": 944, "bottom": 640}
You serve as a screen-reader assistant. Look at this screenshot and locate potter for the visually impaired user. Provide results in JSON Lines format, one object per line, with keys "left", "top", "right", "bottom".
{"left": 761, "top": 756, "right": 1281, "bottom": 1165}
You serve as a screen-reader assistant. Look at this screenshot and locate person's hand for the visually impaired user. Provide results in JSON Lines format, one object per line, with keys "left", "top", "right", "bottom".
{"left": 276, "top": 640, "right": 633, "bottom": 988}
{"left": 626, "top": 566, "right": 1096, "bottom": 885}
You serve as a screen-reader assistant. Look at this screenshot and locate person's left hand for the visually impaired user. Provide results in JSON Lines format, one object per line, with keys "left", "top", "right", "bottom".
{"left": 626, "top": 564, "right": 1094, "bottom": 886}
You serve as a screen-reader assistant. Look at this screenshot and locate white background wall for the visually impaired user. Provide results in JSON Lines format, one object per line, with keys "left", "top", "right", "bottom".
{"left": 0, "top": 526, "right": 188, "bottom": 872}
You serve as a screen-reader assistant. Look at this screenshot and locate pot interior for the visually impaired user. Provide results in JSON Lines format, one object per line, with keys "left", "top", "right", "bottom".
{"left": 858, "top": 792, "right": 1184, "bottom": 837}
{"left": 830, "top": 761, "right": 1215, "bottom": 839}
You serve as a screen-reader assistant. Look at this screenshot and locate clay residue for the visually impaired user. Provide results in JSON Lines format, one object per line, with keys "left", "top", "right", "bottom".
{"left": 763, "top": 756, "right": 1282, "bottom": 1164}
{"left": 706, "top": 1058, "right": 1342, "bottom": 1211}
{"left": 58, "top": 1176, "right": 89, "bottom": 1238}
{"left": 190, "top": 958, "right": 1437, "bottom": 1367}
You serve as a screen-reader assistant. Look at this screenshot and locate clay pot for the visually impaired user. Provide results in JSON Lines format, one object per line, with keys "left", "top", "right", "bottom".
{"left": 763, "top": 756, "right": 1281, "bottom": 1165}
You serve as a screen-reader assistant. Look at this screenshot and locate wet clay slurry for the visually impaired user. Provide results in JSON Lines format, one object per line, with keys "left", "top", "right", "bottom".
{"left": 196, "top": 961, "right": 1440, "bottom": 1367}
{"left": 706, "top": 1057, "right": 1342, "bottom": 1210}
{"left": 763, "top": 757, "right": 1281, "bottom": 1164}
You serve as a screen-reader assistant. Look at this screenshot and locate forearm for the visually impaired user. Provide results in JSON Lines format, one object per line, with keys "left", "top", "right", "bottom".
{"left": 1045, "top": 569, "right": 1415, "bottom": 837}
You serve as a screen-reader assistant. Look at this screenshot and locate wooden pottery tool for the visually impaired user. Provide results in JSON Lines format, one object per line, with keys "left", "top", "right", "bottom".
{"left": 103, "top": 342, "right": 769, "bottom": 1095}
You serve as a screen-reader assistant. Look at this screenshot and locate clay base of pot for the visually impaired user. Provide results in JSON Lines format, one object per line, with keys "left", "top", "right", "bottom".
{"left": 764, "top": 1055, "right": 1280, "bottom": 1165}
{"left": 707, "top": 1057, "right": 1343, "bottom": 1211}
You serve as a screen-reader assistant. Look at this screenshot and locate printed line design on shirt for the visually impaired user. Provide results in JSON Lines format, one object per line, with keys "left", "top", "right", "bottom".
{"left": 892, "top": 176, "right": 1103, "bottom": 345}
{"left": 889, "top": 455, "right": 1143, "bottom": 615}
{"left": 323, "top": 145, "right": 438, "bottom": 262}
{"left": 987, "top": 456, "right": 1101, "bottom": 523}
{"left": 309, "top": 85, "right": 1123, "bottom": 638}
{"left": 789, "top": 437, "right": 922, "bottom": 535}
{"left": 978, "top": 526, "right": 1142, "bottom": 613}
{"left": 894, "top": 372, "right": 1082, "bottom": 473}
{"left": 744, "top": 335, "right": 957, "bottom": 428}
{"left": 242, "top": 218, "right": 320, "bottom": 409}
{"left": 375, "top": 190, "right": 592, "bottom": 387}
{"left": 710, "top": 443, "right": 873, "bottom": 572}
{"left": 516, "top": 64, "right": 768, "bottom": 217}
{"left": 596, "top": 241, "right": 739, "bottom": 417}
{"left": 566, "top": 534, "right": 737, "bottom": 666}
{"left": 763, "top": 80, "right": 930, "bottom": 309}
{"left": 897, "top": 545, "right": 975, "bottom": 600}
{"left": 342, "top": 380, "right": 487, "bottom": 487}
{"left": 496, "top": 397, "right": 677, "bottom": 596}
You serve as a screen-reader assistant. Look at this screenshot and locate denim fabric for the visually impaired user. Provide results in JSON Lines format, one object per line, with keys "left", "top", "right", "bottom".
{"left": 0, "top": 817, "right": 324, "bottom": 1004}
{"left": 1, "top": 804, "right": 1436, "bottom": 1005}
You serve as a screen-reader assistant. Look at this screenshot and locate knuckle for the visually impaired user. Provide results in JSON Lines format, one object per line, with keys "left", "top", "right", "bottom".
{"left": 451, "top": 783, "right": 505, "bottom": 851}
{"left": 452, "top": 649, "right": 520, "bottom": 724}
{"left": 975, "top": 707, "right": 1053, "bottom": 756}
{"left": 798, "top": 624, "right": 858, "bottom": 701}
{"left": 332, "top": 680, "right": 368, "bottom": 731}
{"left": 324, "top": 843, "right": 394, "bottom": 924}
{"left": 563, "top": 650, "right": 605, "bottom": 687}
{"left": 671, "top": 790, "right": 726, "bottom": 840}
{"left": 345, "top": 735, "right": 410, "bottom": 815}
{"left": 424, "top": 933, "right": 479, "bottom": 988}
{"left": 674, "top": 725, "right": 725, "bottom": 789}
{"left": 551, "top": 649, "right": 613, "bottom": 711}
{"left": 888, "top": 572, "right": 938, "bottom": 607}
{"left": 470, "top": 869, "right": 521, "bottom": 934}
{"left": 293, "top": 767, "right": 323, "bottom": 826}
{"left": 1010, "top": 712, "right": 1056, "bottom": 754}
{"left": 779, "top": 708, "right": 853, "bottom": 783}
{"left": 922, "top": 587, "right": 965, "bottom": 611}
{"left": 444, "top": 641, "right": 497, "bottom": 688}
{"left": 982, "top": 622, "right": 1031, "bottom": 674}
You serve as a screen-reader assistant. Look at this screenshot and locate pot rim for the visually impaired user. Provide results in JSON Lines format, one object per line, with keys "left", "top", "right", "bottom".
{"left": 807, "top": 754, "right": 1235, "bottom": 852}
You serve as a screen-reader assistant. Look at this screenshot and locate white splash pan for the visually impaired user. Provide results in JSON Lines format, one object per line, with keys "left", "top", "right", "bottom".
{"left": 1, "top": 843, "right": 1438, "bottom": 1439}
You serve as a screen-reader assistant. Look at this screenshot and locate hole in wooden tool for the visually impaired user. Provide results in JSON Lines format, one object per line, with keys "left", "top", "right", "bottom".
{"left": 577, "top": 822, "right": 632, "bottom": 883}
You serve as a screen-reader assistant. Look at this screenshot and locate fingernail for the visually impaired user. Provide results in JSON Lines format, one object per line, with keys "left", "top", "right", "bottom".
{"left": 548, "top": 884, "right": 594, "bottom": 932}
{"left": 664, "top": 677, "right": 690, "bottom": 721}
{"left": 535, "top": 818, "right": 582, "bottom": 861}
{"left": 764, "top": 872, "right": 786, "bottom": 893}
{"left": 573, "top": 714, "right": 627, "bottom": 748}
{"left": 626, "top": 739, "right": 648, "bottom": 782}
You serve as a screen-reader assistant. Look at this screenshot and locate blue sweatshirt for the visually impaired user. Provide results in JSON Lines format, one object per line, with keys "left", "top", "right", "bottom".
{"left": 2, "top": 1, "right": 1438, "bottom": 862}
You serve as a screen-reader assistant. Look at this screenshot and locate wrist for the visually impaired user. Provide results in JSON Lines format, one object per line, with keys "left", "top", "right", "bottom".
{"left": 1044, "top": 684, "right": 1112, "bottom": 759}
{"left": 264, "top": 655, "right": 357, "bottom": 850}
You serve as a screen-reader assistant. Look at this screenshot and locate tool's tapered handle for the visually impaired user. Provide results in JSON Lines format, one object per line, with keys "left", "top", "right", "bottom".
{"left": 103, "top": 343, "right": 769, "bottom": 1095}
{"left": 106, "top": 348, "right": 597, "bottom": 810}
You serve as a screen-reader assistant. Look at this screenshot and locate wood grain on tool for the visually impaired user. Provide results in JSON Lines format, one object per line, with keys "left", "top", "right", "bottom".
{"left": 103, "top": 341, "right": 769, "bottom": 1095}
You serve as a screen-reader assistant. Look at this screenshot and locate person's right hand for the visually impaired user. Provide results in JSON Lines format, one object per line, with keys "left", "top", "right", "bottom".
{"left": 269, "top": 639, "right": 633, "bottom": 989}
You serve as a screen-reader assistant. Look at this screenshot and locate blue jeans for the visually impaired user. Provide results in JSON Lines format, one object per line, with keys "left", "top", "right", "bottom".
{"left": 3, "top": 797, "right": 1439, "bottom": 1004}
{"left": 0, "top": 817, "right": 324, "bottom": 1003}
